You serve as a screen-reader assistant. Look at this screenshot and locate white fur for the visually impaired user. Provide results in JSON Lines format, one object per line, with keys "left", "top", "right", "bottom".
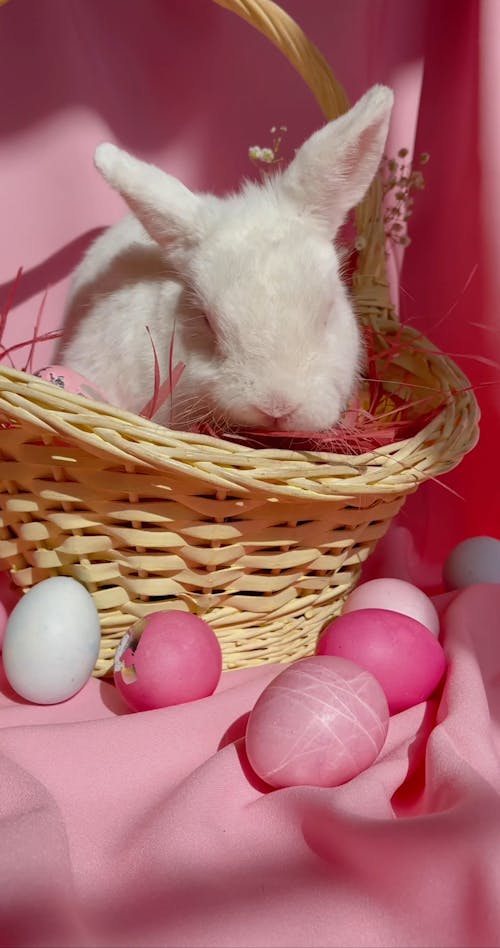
{"left": 61, "top": 85, "right": 394, "bottom": 432}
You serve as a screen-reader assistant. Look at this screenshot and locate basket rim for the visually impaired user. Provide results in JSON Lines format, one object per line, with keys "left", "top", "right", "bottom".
{"left": 0, "top": 348, "right": 480, "bottom": 501}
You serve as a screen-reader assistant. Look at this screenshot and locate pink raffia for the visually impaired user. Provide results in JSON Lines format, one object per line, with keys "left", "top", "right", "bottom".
{"left": 0, "top": 269, "right": 62, "bottom": 372}
{"left": 0, "top": 329, "right": 63, "bottom": 363}
{"left": 139, "top": 325, "right": 185, "bottom": 421}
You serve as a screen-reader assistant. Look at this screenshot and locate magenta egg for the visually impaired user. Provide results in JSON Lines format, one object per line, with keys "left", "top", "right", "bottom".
{"left": 113, "top": 611, "right": 223, "bottom": 711}
{"left": 342, "top": 577, "right": 440, "bottom": 637}
{"left": 245, "top": 655, "right": 389, "bottom": 789}
{"left": 317, "top": 608, "right": 446, "bottom": 714}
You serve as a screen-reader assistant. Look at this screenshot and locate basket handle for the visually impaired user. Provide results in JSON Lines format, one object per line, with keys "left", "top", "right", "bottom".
{"left": 212, "top": 0, "right": 397, "bottom": 329}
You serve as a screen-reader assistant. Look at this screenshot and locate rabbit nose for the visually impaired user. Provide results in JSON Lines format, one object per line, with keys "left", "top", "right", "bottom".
{"left": 256, "top": 395, "right": 297, "bottom": 424}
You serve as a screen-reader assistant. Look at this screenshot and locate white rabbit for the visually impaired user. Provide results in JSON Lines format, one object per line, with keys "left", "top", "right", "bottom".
{"left": 61, "top": 84, "right": 393, "bottom": 432}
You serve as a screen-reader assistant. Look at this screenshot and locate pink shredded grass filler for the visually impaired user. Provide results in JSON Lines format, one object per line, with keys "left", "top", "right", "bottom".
{"left": 140, "top": 325, "right": 185, "bottom": 421}
{"left": 0, "top": 268, "right": 488, "bottom": 455}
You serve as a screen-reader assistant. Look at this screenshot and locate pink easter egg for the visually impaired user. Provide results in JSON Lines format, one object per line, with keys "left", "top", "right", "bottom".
{"left": 317, "top": 609, "right": 446, "bottom": 714}
{"left": 35, "top": 365, "right": 107, "bottom": 403}
{"left": 342, "top": 578, "right": 440, "bottom": 636}
{"left": 114, "top": 611, "right": 223, "bottom": 711}
{"left": 245, "top": 655, "right": 389, "bottom": 789}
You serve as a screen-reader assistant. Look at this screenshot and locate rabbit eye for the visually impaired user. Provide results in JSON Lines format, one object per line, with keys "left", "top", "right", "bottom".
{"left": 203, "top": 313, "right": 216, "bottom": 333}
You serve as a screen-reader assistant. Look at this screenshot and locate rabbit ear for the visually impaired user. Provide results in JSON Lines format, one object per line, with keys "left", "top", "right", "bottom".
{"left": 94, "top": 143, "right": 202, "bottom": 257}
{"left": 280, "top": 84, "right": 394, "bottom": 236}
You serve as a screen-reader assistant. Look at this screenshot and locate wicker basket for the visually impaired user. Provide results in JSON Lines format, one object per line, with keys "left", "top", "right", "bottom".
{"left": 0, "top": 0, "right": 479, "bottom": 677}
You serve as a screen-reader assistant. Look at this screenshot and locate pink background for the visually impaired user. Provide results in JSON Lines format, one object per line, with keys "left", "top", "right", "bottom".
{"left": 1, "top": 4, "right": 500, "bottom": 944}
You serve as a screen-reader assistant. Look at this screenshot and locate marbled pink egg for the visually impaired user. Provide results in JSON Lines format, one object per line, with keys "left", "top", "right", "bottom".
{"left": 342, "top": 577, "right": 440, "bottom": 636}
{"left": 35, "top": 365, "right": 107, "bottom": 403}
{"left": 245, "top": 656, "right": 389, "bottom": 789}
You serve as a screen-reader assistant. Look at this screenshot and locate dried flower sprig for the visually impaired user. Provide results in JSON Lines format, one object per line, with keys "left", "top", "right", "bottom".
{"left": 247, "top": 128, "right": 428, "bottom": 257}
{"left": 248, "top": 125, "right": 288, "bottom": 170}
{"left": 381, "top": 148, "right": 430, "bottom": 248}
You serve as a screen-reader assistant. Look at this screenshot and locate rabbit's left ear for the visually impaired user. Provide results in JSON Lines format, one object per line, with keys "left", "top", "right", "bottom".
{"left": 280, "top": 84, "right": 394, "bottom": 237}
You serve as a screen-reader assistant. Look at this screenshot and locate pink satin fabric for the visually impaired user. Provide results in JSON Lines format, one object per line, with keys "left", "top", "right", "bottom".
{"left": 0, "top": 583, "right": 499, "bottom": 947}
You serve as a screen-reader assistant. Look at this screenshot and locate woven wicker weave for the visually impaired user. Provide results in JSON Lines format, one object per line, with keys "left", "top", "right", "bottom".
{"left": 0, "top": 0, "right": 479, "bottom": 676}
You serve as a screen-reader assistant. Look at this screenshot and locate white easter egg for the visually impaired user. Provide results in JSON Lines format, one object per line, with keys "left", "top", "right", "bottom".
{"left": 2, "top": 577, "right": 101, "bottom": 704}
{"left": 443, "top": 536, "right": 500, "bottom": 589}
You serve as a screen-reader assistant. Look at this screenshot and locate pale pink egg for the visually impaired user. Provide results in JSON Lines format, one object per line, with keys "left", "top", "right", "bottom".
{"left": 342, "top": 578, "right": 440, "bottom": 636}
{"left": 317, "top": 609, "right": 446, "bottom": 714}
{"left": 245, "top": 655, "right": 389, "bottom": 789}
{"left": 35, "top": 365, "right": 108, "bottom": 403}
{"left": 113, "top": 610, "right": 222, "bottom": 711}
